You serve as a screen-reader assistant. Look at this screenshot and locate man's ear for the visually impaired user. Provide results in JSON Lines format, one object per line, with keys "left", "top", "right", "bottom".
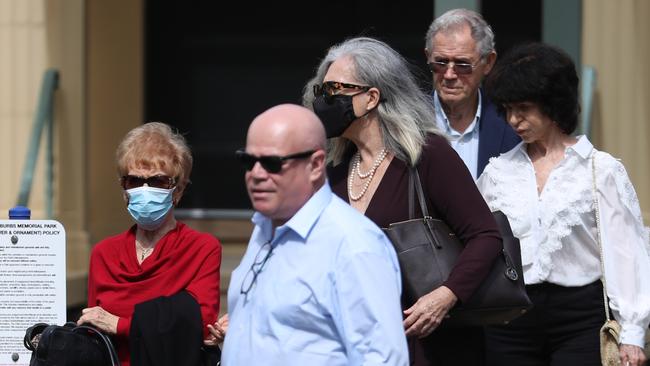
{"left": 309, "top": 150, "right": 327, "bottom": 183}
{"left": 483, "top": 51, "right": 497, "bottom": 76}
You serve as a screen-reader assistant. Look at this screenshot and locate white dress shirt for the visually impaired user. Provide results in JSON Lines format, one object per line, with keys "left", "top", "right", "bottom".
{"left": 477, "top": 135, "right": 650, "bottom": 347}
{"left": 434, "top": 91, "right": 481, "bottom": 180}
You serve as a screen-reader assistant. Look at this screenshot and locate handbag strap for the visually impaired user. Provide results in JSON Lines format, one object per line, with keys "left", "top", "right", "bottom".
{"left": 408, "top": 166, "right": 430, "bottom": 219}
{"left": 408, "top": 166, "right": 415, "bottom": 219}
{"left": 73, "top": 325, "right": 121, "bottom": 366}
{"left": 591, "top": 151, "right": 611, "bottom": 322}
{"left": 23, "top": 323, "right": 48, "bottom": 351}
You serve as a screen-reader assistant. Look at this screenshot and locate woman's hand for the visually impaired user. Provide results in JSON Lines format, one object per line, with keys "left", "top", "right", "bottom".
{"left": 403, "top": 286, "right": 457, "bottom": 338}
{"left": 76, "top": 306, "right": 119, "bottom": 335}
{"left": 204, "top": 313, "right": 229, "bottom": 346}
{"left": 619, "top": 344, "right": 647, "bottom": 366}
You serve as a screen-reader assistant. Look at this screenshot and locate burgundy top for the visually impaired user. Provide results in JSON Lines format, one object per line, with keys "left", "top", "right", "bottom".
{"left": 328, "top": 134, "right": 501, "bottom": 303}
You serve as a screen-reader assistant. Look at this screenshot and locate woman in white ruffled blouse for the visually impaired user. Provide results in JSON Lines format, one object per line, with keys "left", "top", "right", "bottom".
{"left": 477, "top": 42, "right": 650, "bottom": 366}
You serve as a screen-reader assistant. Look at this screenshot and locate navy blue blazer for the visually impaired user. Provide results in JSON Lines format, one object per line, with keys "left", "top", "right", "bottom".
{"left": 476, "top": 89, "right": 521, "bottom": 176}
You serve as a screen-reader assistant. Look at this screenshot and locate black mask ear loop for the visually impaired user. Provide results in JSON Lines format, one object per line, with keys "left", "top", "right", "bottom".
{"left": 359, "top": 89, "right": 384, "bottom": 119}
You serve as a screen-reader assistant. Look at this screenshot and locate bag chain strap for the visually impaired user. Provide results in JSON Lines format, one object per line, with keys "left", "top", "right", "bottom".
{"left": 591, "top": 151, "right": 611, "bottom": 322}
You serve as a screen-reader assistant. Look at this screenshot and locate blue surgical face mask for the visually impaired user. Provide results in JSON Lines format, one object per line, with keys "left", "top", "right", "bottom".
{"left": 126, "top": 186, "right": 175, "bottom": 231}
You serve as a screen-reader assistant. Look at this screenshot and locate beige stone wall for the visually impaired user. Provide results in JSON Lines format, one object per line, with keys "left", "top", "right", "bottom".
{"left": 0, "top": 0, "right": 143, "bottom": 307}
{"left": 0, "top": 0, "right": 91, "bottom": 306}
{"left": 45, "top": 0, "right": 88, "bottom": 306}
{"left": 583, "top": 0, "right": 650, "bottom": 221}
{"left": 86, "top": 0, "right": 143, "bottom": 244}
{"left": 0, "top": 0, "right": 47, "bottom": 218}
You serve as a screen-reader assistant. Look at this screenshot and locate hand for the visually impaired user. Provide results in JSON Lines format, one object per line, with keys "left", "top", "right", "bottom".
{"left": 77, "top": 306, "right": 119, "bottom": 335}
{"left": 204, "top": 313, "right": 229, "bottom": 346}
{"left": 403, "top": 286, "right": 457, "bottom": 338}
{"left": 619, "top": 344, "right": 647, "bottom": 366}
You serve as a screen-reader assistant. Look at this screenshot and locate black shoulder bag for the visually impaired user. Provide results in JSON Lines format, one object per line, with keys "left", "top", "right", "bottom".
{"left": 24, "top": 322, "right": 120, "bottom": 366}
{"left": 383, "top": 166, "right": 532, "bottom": 326}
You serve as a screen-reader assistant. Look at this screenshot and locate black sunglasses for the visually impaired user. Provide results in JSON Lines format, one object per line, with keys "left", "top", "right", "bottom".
{"left": 121, "top": 175, "right": 176, "bottom": 190}
{"left": 428, "top": 59, "right": 479, "bottom": 75}
{"left": 313, "top": 81, "right": 371, "bottom": 98}
{"left": 235, "top": 149, "right": 315, "bottom": 174}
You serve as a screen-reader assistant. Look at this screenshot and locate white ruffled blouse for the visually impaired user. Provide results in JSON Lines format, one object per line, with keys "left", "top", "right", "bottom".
{"left": 477, "top": 135, "right": 650, "bottom": 347}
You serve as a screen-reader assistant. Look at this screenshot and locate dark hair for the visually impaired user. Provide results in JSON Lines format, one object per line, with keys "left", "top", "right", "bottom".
{"left": 485, "top": 42, "right": 580, "bottom": 134}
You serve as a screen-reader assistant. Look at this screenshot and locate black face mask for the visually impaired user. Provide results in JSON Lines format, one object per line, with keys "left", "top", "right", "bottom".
{"left": 312, "top": 94, "right": 359, "bottom": 138}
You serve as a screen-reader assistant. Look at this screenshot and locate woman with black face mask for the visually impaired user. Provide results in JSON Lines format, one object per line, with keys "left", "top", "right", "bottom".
{"left": 302, "top": 36, "right": 503, "bottom": 365}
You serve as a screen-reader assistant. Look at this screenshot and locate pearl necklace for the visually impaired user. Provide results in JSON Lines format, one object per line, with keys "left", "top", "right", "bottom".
{"left": 135, "top": 240, "right": 154, "bottom": 262}
{"left": 348, "top": 148, "right": 388, "bottom": 201}
{"left": 356, "top": 148, "right": 388, "bottom": 178}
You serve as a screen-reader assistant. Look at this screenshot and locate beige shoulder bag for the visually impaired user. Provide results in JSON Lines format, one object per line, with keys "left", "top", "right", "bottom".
{"left": 592, "top": 152, "right": 622, "bottom": 366}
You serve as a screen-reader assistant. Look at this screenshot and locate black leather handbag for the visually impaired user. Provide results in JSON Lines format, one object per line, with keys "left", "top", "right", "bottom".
{"left": 383, "top": 167, "right": 532, "bottom": 326}
{"left": 24, "top": 322, "right": 120, "bottom": 366}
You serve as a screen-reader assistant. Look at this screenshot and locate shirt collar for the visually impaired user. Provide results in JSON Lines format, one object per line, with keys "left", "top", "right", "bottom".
{"left": 251, "top": 182, "right": 332, "bottom": 243}
{"left": 567, "top": 135, "right": 594, "bottom": 159}
{"left": 513, "top": 134, "right": 594, "bottom": 160}
{"left": 433, "top": 90, "right": 482, "bottom": 136}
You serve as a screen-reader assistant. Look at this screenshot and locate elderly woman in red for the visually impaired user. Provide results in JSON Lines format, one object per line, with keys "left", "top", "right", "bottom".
{"left": 77, "top": 122, "right": 222, "bottom": 366}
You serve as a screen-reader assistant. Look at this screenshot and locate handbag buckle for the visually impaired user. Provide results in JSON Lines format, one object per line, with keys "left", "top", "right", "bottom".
{"left": 502, "top": 249, "right": 519, "bottom": 281}
{"left": 505, "top": 267, "right": 519, "bottom": 281}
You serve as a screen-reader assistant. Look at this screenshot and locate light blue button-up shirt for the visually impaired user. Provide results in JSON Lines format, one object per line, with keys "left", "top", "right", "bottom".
{"left": 434, "top": 91, "right": 482, "bottom": 180}
{"left": 222, "top": 183, "right": 408, "bottom": 366}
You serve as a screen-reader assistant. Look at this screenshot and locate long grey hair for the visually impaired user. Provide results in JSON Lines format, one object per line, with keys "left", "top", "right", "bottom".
{"left": 301, "top": 37, "right": 441, "bottom": 166}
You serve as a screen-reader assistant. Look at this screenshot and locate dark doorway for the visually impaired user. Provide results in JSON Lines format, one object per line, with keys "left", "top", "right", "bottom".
{"left": 482, "top": 0, "right": 542, "bottom": 57}
{"left": 145, "top": 1, "right": 434, "bottom": 210}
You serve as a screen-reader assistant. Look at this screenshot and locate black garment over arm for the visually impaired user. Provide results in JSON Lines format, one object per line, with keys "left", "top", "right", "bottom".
{"left": 130, "top": 291, "right": 220, "bottom": 366}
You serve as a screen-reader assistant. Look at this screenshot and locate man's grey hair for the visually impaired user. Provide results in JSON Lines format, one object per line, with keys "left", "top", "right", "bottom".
{"left": 301, "top": 37, "right": 441, "bottom": 166}
{"left": 425, "top": 8, "right": 495, "bottom": 59}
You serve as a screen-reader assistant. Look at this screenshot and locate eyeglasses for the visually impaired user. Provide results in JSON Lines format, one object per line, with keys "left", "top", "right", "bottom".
{"left": 313, "top": 81, "right": 371, "bottom": 98}
{"left": 121, "top": 175, "right": 176, "bottom": 190}
{"left": 428, "top": 59, "right": 481, "bottom": 75}
{"left": 235, "top": 149, "right": 315, "bottom": 174}
{"left": 240, "top": 241, "right": 274, "bottom": 296}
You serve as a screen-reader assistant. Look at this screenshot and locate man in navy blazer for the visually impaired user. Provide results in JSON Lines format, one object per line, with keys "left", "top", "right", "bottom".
{"left": 425, "top": 9, "right": 520, "bottom": 179}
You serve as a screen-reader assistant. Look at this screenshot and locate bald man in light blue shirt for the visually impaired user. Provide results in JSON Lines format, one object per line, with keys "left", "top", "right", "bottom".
{"left": 220, "top": 104, "right": 408, "bottom": 366}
